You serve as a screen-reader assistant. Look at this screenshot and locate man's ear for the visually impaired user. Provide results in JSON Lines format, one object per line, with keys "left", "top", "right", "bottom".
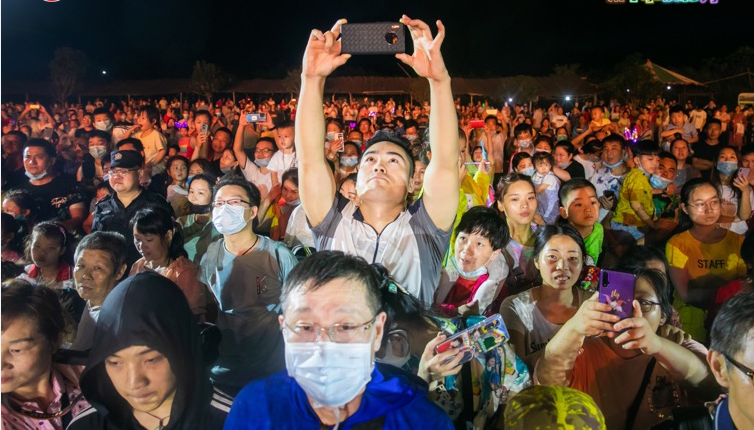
{"left": 372, "top": 311, "right": 387, "bottom": 353}
{"left": 559, "top": 206, "right": 569, "bottom": 220}
{"left": 115, "top": 264, "right": 127, "bottom": 281}
{"left": 707, "top": 350, "right": 731, "bottom": 389}
{"left": 249, "top": 206, "right": 259, "bottom": 220}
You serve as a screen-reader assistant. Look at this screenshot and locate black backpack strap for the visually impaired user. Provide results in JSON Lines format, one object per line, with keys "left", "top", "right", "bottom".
{"left": 625, "top": 358, "right": 657, "bottom": 430}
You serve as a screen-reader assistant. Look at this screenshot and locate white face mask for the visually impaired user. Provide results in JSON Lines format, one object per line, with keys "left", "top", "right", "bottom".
{"left": 94, "top": 120, "right": 112, "bottom": 131}
{"left": 254, "top": 157, "right": 271, "bottom": 168}
{"left": 212, "top": 204, "right": 250, "bottom": 235}
{"left": 25, "top": 169, "right": 48, "bottom": 181}
{"left": 284, "top": 331, "right": 374, "bottom": 408}
{"left": 451, "top": 254, "right": 488, "bottom": 278}
{"left": 325, "top": 131, "right": 337, "bottom": 142}
{"left": 89, "top": 146, "right": 107, "bottom": 159}
{"left": 517, "top": 139, "right": 532, "bottom": 149}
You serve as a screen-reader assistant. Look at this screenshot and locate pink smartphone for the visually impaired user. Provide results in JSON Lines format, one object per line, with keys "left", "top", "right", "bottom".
{"left": 739, "top": 167, "right": 750, "bottom": 179}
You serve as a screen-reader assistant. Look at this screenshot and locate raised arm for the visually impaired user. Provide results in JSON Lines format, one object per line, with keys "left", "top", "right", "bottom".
{"left": 295, "top": 19, "right": 350, "bottom": 227}
{"left": 233, "top": 114, "right": 250, "bottom": 168}
{"left": 397, "top": 16, "right": 459, "bottom": 231}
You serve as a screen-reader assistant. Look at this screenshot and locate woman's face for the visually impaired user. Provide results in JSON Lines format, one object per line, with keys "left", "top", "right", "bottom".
{"left": 188, "top": 179, "right": 212, "bottom": 206}
{"left": 717, "top": 148, "right": 738, "bottom": 164}
{"left": 30, "top": 233, "right": 64, "bottom": 268}
{"left": 105, "top": 345, "right": 177, "bottom": 416}
{"left": 471, "top": 147, "right": 483, "bottom": 162}
{"left": 1, "top": 317, "right": 54, "bottom": 395}
{"left": 219, "top": 149, "right": 237, "bottom": 170}
{"left": 497, "top": 180, "right": 537, "bottom": 225}
{"left": 188, "top": 164, "right": 205, "bottom": 177}
{"left": 671, "top": 141, "right": 689, "bottom": 161}
{"left": 515, "top": 157, "right": 533, "bottom": 173}
{"left": 683, "top": 184, "right": 721, "bottom": 227}
{"left": 339, "top": 179, "right": 357, "bottom": 202}
{"left": 633, "top": 276, "right": 664, "bottom": 332}
{"left": 454, "top": 231, "right": 498, "bottom": 274}
{"left": 535, "top": 234, "right": 583, "bottom": 290}
{"left": 554, "top": 146, "right": 572, "bottom": 167}
{"left": 133, "top": 227, "right": 169, "bottom": 263}
{"left": 535, "top": 141, "right": 552, "bottom": 153}
{"left": 281, "top": 179, "right": 300, "bottom": 204}
{"left": 169, "top": 160, "right": 187, "bottom": 183}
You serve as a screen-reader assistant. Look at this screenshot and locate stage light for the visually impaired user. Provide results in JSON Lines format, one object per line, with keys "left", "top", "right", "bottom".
{"left": 102, "top": 70, "right": 107, "bottom": 75}
{"left": 508, "top": 97, "right": 513, "bottom": 102}
{"left": 565, "top": 96, "right": 571, "bottom": 101}
{"left": 667, "top": 85, "right": 671, "bottom": 90}
{"left": 626, "top": 89, "right": 630, "bottom": 93}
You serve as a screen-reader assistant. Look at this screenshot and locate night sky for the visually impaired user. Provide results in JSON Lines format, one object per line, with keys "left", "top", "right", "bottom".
{"left": 2, "top": 0, "right": 752, "bottom": 82}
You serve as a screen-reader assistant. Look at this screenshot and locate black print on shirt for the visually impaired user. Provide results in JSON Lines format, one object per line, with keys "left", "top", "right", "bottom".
{"left": 697, "top": 259, "right": 726, "bottom": 269}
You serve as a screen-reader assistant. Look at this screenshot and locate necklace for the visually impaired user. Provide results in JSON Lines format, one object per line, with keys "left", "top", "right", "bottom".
{"left": 143, "top": 410, "right": 171, "bottom": 430}
{"left": 241, "top": 235, "right": 259, "bottom": 256}
{"left": 2, "top": 392, "right": 83, "bottom": 420}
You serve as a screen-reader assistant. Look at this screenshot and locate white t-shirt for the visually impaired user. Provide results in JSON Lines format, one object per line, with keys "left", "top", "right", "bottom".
{"left": 134, "top": 129, "right": 167, "bottom": 174}
{"left": 267, "top": 151, "right": 297, "bottom": 183}
{"left": 241, "top": 160, "right": 273, "bottom": 201}
{"left": 551, "top": 114, "right": 568, "bottom": 129}
{"left": 284, "top": 204, "right": 315, "bottom": 249}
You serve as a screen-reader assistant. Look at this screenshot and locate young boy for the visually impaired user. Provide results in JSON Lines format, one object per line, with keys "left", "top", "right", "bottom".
{"left": 611, "top": 140, "right": 674, "bottom": 245}
{"left": 267, "top": 120, "right": 296, "bottom": 183}
{"left": 660, "top": 105, "right": 699, "bottom": 150}
{"left": 651, "top": 151, "right": 680, "bottom": 219}
{"left": 434, "top": 206, "right": 509, "bottom": 317}
{"left": 130, "top": 105, "right": 167, "bottom": 176}
{"left": 532, "top": 151, "right": 560, "bottom": 225}
{"left": 558, "top": 178, "right": 603, "bottom": 265}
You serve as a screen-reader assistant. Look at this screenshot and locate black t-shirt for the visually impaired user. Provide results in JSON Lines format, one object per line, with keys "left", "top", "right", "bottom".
{"left": 565, "top": 160, "right": 586, "bottom": 179}
{"left": 692, "top": 139, "right": 723, "bottom": 162}
{"left": 16, "top": 176, "right": 85, "bottom": 223}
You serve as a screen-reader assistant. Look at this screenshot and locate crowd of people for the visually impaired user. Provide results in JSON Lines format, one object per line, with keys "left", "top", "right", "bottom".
{"left": 2, "top": 16, "right": 754, "bottom": 430}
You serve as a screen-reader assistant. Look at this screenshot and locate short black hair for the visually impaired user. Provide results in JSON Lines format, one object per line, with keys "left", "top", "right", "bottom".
{"left": 365, "top": 129, "right": 415, "bottom": 178}
{"left": 511, "top": 152, "right": 532, "bottom": 171}
{"left": 485, "top": 115, "right": 498, "bottom": 124}
{"left": 281, "top": 251, "right": 386, "bottom": 315}
{"left": 281, "top": 168, "right": 299, "bottom": 188}
{"left": 455, "top": 206, "right": 510, "bottom": 251}
{"left": 659, "top": 151, "right": 677, "bottom": 163}
{"left": 555, "top": 140, "right": 577, "bottom": 156}
{"left": 669, "top": 105, "right": 685, "bottom": 116}
{"left": 75, "top": 231, "right": 128, "bottom": 276}
{"left": 514, "top": 123, "right": 533, "bottom": 138}
{"left": 89, "top": 129, "right": 112, "bottom": 144}
{"left": 532, "top": 223, "right": 587, "bottom": 264}
{"left": 277, "top": 120, "right": 295, "bottom": 131}
{"left": 212, "top": 173, "right": 261, "bottom": 209}
{"left": 558, "top": 178, "right": 597, "bottom": 208}
{"left": 194, "top": 110, "right": 212, "bottom": 123}
{"left": 23, "top": 138, "right": 56, "bottom": 159}
{"left": 138, "top": 105, "right": 161, "bottom": 128}
{"left": 116, "top": 137, "right": 145, "bottom": 153}
{"left": 5, "top": 130, "right": 28, "bottom": 144}
{"left": 705, "top": 118, "right": 722, "bottom": 128}
{"left": 612, "top": 266, "right": 674, "bottom": 322}
{"left": 633, "top": 140, "right": 661, "bottom": 157}
{"left": 740, "top": 144, "right": 754, "bottom": 158}
{"left": 710, "top": 291, "right": 754, "bottom": 359}
{"left": 532, "top": 151, "right": 555, "bottom": 167}
{"left": 92, "top": 107, "right": 114, "bottom": 122}
{"left": 131, "top": 207, "right": 187, "bottom": 260}
{"left": 404, "top": 119, "right": 419, "bottom": 131}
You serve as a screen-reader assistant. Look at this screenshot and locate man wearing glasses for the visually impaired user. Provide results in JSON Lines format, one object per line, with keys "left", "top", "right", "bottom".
{"left": 708, "top": 292, "right": 754, "bottom": 430}
{"left": 198, "top": 175, "right": 298, "bottom": 395}
{"left": 224, "top": 251, "right": 452, "bottom": 429}
{"left": 92, "top": 149, "right": 173, "bottom": 266}
{"left": 232, "top": 108, "right": 277, "bottom": 199}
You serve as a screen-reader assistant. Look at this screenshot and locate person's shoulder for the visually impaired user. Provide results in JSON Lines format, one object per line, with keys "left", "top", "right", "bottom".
{"left": 66, "top": 405, "right": 103, "bottom": 429}
{"left": 723, "top": 229, "right": 745, "bottom": 244}
{"left": 667, "top": 229, "right": 692, "bottom": 246}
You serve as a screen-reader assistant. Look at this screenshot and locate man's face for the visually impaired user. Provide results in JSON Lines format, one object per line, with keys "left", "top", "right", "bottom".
{"left": 742, "top": 153, "right": 754, "bottom": 169}
{"left": 276, "top": 127, "right": 294, "bottom": 151}
{"left": 254, "top": 140, "right": 275, "bottom": 160}
{"left": 708, "top": 329, "right": 754, "bottom": 430}
{"left": 411, "top": 161, "right": 426, "bottom": 191}
{"left": 356, "top": 141, "right": 413, "bottom": 202}
{"left": 454, "top": 231, "right": 498, "bottom": 274}
{"left": 559, "top": 187, "right": 600, "bottom": 229}
{"left": 602, "top": 141, "right": 623, "bottom": 165}
{"left": 706, "top": 123, "right": 722, "bottom": 140}
{"left": 591, "top": 108, "right": 603, "bottom": 121}
{"left": 137, "top": 112, "right": 152, "bottom": 130}
{"left": 74, "top": 249, "right": 123, "bottom": 306}
{"left": 658, "top": 157, "right": 677, "bottom": 181}
{"left": 2, "top": 134, "right": 22, "bottom": 155}
{"left": 94, "top": 113, "right": 110, "bottom": 124}
{"left": 1, "top": 317, "right": 54, "bottom": 395}
{"left": 89, "top": 136, "right": 108, "bottom": 149}
{"left": 23, "top": 146, "right": 51, "bottom": 177}
{"left": 81, "top": 115, "right": 93, "bottom": 127}
{"left": 211, "top": 131, "right": 231, "bottom": 153}
{"left": 404, "top": 126, "right": 418, "bottom": 140}
{"left": 280, "top": 277, "right": 386, "bottom": 354}
{"left": 109, "top": 167, "right": 141, "bottom": 194}
{"left": 105, "top": 345, "right": 177, "bottom": 415}
{"left": 671, "top": 112, "right": 684, "bottom": 126}
{"left": 347, "top": 131, "right": 362, "bottom": 142}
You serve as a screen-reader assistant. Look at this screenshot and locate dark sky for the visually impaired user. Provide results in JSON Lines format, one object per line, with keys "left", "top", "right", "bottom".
{"left": 2, "top": 0, "right": 752, "bottom": 81}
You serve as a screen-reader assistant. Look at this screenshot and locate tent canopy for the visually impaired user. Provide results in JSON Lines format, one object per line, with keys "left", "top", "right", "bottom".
{"left": 644, "top": 60, "right": 704, "bottom": 86}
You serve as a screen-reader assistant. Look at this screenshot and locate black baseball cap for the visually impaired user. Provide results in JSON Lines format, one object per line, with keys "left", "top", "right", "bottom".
{"left": 109, "top": 150, "right": 143, "bottom": 169}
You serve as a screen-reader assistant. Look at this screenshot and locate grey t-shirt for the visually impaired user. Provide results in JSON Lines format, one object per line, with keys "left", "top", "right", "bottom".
{"left": 199, "top": 235, "right": 298, "bottom": 389}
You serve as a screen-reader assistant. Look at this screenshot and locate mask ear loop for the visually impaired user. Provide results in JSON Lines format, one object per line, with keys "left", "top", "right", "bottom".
{"left": 332, "top": 408, "right": 341, "bottom": 430}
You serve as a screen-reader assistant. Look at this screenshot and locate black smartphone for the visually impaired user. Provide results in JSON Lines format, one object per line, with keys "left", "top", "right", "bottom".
{"left": 341, "top": 22, "right": 406, "bottom": 55}
{"left": 603, "top": 190, "right": 615, "bottom": 199}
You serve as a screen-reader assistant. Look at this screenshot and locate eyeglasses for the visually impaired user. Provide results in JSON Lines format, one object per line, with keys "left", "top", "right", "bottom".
{"left": 212, "top": 198, "right": 250, "bottom": 208}
{"left": 254, "top": 148, "right": 274, "bottom": 154}
{"left": 724, "top": 353, "right": 754, "bottom": 382}
{"left": 688, "top": 199, "right": 721, "bottom": 212}
{"left": 109, "top": 168, "right": 139, "bottom": 177}
{"left": 636, "top": 299, "right": 661, "bottom": 314}
{"left": 282, "top": 314, "right": 378, "bottom": 343}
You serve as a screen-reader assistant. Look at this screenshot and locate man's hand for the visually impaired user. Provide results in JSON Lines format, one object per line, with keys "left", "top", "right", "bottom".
{"left": 302, "top": 19, "right": 351, "bottom": 79}
{"left": 395, "top": 15, "right": 449, "bottom": 83}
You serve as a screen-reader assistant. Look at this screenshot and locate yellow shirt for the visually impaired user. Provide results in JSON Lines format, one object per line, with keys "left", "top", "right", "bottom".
{"left": 444, "top": 170, "right": 492, "bottom": 267}
{"left": 613, "top": 168, "right": 654, "bottom": 227}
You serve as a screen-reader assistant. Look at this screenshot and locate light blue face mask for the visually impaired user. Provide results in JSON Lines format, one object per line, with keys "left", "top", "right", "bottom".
{"left": 604, "top": 160, "right": 623, "bottom": 169}
{"left": 716, "top": 161, "right": 738, "bottom": 177}
{"left": 649, "top": 174, "right": 672, "bottom": 190}
{"left": 451, "top": 255, "right": 488, "bottom": 279}
{"left": 637, "top": 164, "right": 651, "bottom": 177}
{"left": 521, "top": 167, "right": 535, "bottom": 177}
{"left": 254, "top": 157, "right": 271, "bottom": 168}
{"left": 340, "top": 156, "right": 359, "bottom": 167}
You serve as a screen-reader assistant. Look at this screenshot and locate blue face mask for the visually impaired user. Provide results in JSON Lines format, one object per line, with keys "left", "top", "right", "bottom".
{"left": 649, "top": 174, "right": 672, "bottom": 190}
{"left": 521, "top": 167, "right": 535, "bottom": 177}
{"left": 716, "top": 161, "right": 738, "bottom": 176}
{"left": 340, "top": 156, "right": 359, "bottom": 168}
{"left": 604, "top": 160, "right": 623, "bottom": 169}
{"left": 558, "top": 162, "right": 569, "bottom": 169}
{"left": 637, "top": 164, "right": 651, "bottom": 177}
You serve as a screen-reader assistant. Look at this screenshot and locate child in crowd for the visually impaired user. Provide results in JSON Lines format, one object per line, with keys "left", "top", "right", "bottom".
{"left": 258, "top": 168, "right": 300, "bottom": 241}
{"left": 611, "top": 140, "right": 674, "bottom": 246}
{"left": 1, "top": 213, "right": 24, "bottom": 263}
{"left": 166, "top": 155, "right": 190, "bottom": 199}
{"left": 434, "top": 206, "right": 509, "bottom": 316}
{"left": 558, "top": 178, "right": 603, "bottom": 265}
{"left": 18, "top": 221, "right": 74, "bottom": 289}
{"left": 267, "top": 120, "right": 297, "bottom": 183}
{"left": 532, "top": 151, "right": 560, "bottom": 225}
{"left": 131, "top": 105, "right": 168, "bottom": 176}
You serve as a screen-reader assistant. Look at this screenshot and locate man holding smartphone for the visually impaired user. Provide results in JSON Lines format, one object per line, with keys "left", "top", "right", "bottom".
{"left": 295, "top": 16, "right": 459, "bottom": 307}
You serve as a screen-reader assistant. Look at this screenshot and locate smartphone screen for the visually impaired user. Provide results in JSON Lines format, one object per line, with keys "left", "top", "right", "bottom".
{"left": 201, "top": 123, "right": 209, "bottom": 135}
{"left": 599, "top": 270, "right": 636, "bottom": 322}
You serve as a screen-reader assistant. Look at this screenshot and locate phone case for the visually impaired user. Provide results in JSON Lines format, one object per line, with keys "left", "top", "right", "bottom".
{"left": 435, "top": 314, "right": 509, "bottom": 366}
{"left": 599, "top": 270, "right": 636, "bottom": 321}
{"left": 341, "top": 22, "right": 406, "bottom": 55}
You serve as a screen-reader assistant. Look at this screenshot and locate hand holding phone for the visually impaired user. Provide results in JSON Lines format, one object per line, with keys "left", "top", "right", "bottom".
{"left": 599, "top": 270, "right": 636, "bottom": 322}
{"left": 434, "top": 314, "right": 509, "bottom": 366}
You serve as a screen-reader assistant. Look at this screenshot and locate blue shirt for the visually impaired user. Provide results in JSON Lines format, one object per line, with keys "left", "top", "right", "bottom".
{"left": 224, "top": 364, "right": 454, "bottom": 430}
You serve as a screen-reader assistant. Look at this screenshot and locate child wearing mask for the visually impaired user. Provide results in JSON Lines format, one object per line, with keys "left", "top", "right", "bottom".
{"left": 434, "top": 206, "right": 509, "bottom": 317}
{"left": 611, "top": 140, "right": 675, "bottom": 246}
{"left": 558, "top": 179, "right": 603, "bottom": 265}
{"left": 532, "top": 151, "right": 560, "bottom": 226}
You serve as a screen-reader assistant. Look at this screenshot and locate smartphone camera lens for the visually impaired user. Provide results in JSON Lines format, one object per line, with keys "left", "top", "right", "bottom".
{"left": 385, "top": 32, "right": 398, "bottom": 45}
